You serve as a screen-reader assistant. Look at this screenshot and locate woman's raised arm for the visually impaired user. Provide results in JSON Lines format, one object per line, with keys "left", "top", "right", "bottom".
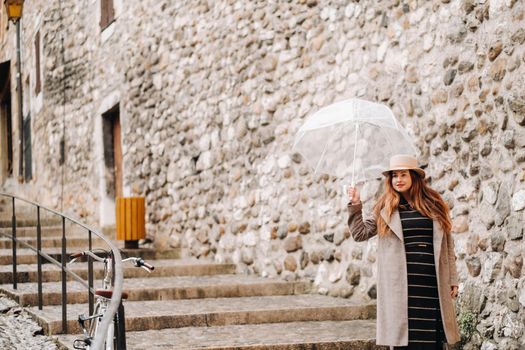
{"left": 347, "top": 186, "right": 378, "bottom": 242}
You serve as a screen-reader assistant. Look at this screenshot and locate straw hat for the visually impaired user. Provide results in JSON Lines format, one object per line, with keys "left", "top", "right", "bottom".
{"left": 382, "top": 154, "right": 425, "bottom": 178}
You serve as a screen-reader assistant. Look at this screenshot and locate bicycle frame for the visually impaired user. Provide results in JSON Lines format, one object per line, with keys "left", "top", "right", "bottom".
{"left": 74, "top": 296, "right": 112, "bottom": 349}
{"left": 72, "top": 250, "right": 153, "bottom": 350}
{"left": 72, "top": 250, "right": 120, "bottom": 350}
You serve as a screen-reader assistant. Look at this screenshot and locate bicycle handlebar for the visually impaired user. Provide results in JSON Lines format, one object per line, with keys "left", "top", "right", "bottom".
{"left": 69, "top": 250, "right": 107, "bottom": 263}
{"left": 70, "top": 250, "right": 154, "bottom": 272}
{"left": 142, "top": 261, "right": 155, "bottom": 271}
{"left": 125, "top": 257, "right": 155, "bottom": 272}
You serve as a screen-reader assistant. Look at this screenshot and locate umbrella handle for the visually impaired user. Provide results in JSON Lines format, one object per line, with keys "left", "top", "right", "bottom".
{"left": 351, "top": 123, "right": 359, "bottom": 187}
{"left": 343, "top": 184, "right": 349, "bottom": 204}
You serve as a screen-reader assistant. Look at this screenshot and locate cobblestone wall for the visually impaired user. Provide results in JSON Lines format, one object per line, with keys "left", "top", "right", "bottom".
{"left": 128, "top": 1, "right": 525, "bottom": 347}
{"left": 2, "top": 1, "right": 525, "bottom": 348}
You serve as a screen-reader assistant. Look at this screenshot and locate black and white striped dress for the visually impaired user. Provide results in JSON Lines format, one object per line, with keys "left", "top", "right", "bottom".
{"left": 394, "top": 197, "right": 445, "bottom": 350}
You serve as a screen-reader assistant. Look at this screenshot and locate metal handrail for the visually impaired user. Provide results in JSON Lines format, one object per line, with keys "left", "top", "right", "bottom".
{"left": 0, "top": 192, "right": 124, "bottom": 350}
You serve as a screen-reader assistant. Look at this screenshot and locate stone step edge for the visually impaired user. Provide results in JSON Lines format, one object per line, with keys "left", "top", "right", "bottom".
{"left": 55, "top": 320, "right": 386, "bottom": 350}
{"left": 0, "top": 226, "right": 89, "bottom": 238}
{"left": 0, "top": 247, "right": 181, "bottom": 265}
{"left": 0, "top": 261, "right": 237, "bottom": 283}
{"left": 0, "top": 236, "right": 105, "bottom": 242}
{"left": 29, "top": 300, "right": 376, "bottom": 335}
{"left": 0, "top": 238, "right": 107, "bottom": 250}
{"left": 0, "top": 218, "right": 63, "bottom": 228}
{"left": 56, "top": 337, "right": 384, "bottom": 350}
{"left": 0, "top": 280, "right": 312, "bottom": 306}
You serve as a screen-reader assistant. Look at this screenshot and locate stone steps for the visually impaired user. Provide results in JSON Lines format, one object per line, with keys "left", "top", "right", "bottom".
{"left": 0, "top": 275, "right": 311, "bottom": 306}
{"left": 0, "top": 206, "right": 63, "bottom": 227}
{"left": 0, "top": 248, "right": 67, "bottom": 265}
{"left": 0, "top": 207, "right": 40, "bottom": 217}
{"left": 0, "top": 236, "right": 106, "bottom": 250}
{"left": 1, "top": 228, "right": 95, "bottom": 239}
{"left": 57, "top": 320, "right": 386, "bottom": 350}
{"left": 0, "top": 217, "right": 62, "bottom": 228}
{"left": 0, "top": 201, "right": 381, "bottom": 349}
{"left": 0, "top": 247, "right": 180, "bottom": 265}
{"left": 0, "top": 226, "right": 86, "bottom": 238}
{"left": 0, "top": 258, "right": 236, "bottom": 284}
{"left": 29, "top": 295, "right": 376, "bottom": 335}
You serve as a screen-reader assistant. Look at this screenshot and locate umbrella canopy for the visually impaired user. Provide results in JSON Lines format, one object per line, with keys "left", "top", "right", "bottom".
{"left": 293, "top": 98, "right": 416, "bottom": 185}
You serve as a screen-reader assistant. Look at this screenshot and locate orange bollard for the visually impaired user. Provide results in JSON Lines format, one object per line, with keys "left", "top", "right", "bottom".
{"left": 115, "top": 197, "right": 145, "bottom": 249}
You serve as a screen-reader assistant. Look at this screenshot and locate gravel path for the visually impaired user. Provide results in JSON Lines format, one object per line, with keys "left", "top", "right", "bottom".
{"left": 0, "top": 296, "right": 58, "bottom": 350}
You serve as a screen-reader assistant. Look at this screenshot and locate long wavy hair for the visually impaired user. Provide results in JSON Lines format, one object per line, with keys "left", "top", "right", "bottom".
{"left": 373, "top": 170, "right": 452, "bottom": 236}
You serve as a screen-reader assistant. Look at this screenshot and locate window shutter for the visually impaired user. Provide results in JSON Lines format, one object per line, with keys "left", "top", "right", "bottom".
{"left": 34, "top": 31, "right": 41, "bottom": 94}
{"left": 23, "top": 114, "right": 32, "bottom": 181}
{"left": 100, "top": 0, "right": 115, "bottom": 30}
{"left": 100, "top": 0, "right": 108, "bottom": 29}
{"left": 107, "top": 0, "right": 115, "bottom": 23}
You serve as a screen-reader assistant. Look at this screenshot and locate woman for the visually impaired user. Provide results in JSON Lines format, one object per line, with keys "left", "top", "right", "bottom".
{"left": 347, "top": 154, "right": 460, "bottom": 350}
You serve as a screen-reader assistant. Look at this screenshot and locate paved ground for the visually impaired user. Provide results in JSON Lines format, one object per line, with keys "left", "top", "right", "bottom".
{"left": 0, "top": 295, "right": 58, "bottom": 350}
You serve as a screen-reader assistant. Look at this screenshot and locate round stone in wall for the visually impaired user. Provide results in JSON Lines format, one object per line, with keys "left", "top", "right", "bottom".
{"left": 284, "top": 255, "right": 298, "bottom": 272}
{"left": 466, "top": 256, "right": 481, "bottom": 277}
{"left": 345, "top": 263, "right": 361, "bottom": 286}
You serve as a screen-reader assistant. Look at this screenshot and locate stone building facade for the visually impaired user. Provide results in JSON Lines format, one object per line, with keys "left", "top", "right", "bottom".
{"left": 0, "top": 0, "right": 524, "bottom": 348}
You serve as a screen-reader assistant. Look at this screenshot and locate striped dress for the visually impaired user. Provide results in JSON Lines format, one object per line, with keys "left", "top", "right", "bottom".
{"left": 394, "top": 197, "right": 446, "bottom": 350}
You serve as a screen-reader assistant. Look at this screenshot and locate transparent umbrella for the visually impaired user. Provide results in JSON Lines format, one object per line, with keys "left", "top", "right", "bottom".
{"left": 292, "top": 98, "right": 417, "bottom": 186}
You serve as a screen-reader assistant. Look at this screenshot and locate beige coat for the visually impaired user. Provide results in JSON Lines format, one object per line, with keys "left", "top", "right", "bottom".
{"left": 347, "top": 203, "right": 460, "bottom": 347}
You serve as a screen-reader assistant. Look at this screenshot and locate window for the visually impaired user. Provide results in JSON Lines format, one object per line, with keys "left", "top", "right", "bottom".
{"left": 102, "top": 104, "right": 122, "bottom": 198}
{"left": 0, "top": 61, "right": 13, "bottom": 178}
{"left": 23, "top": 76, "right": 31, "bottom": 182}
{"left": 100, "top": 0, "right": 115, "bottom": 30}
{"left": 23, "top": 114, "right": 32, "bottom": 181}
{"left": 34, "top": 30, "right": 41, "bottom": 94}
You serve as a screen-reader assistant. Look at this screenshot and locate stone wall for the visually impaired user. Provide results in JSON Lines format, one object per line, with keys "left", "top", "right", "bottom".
{"left": 2, "top": 0, "right": 131, "bottom": 220}
{"left": 2, "top": 0, "right": 525, "bottom": 348}
{"left": 0, "top": 1, "right": 48, "bottom": 185}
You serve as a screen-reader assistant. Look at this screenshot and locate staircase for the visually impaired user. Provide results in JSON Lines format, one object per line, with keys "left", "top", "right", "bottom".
{"left": 0, "top": 198, "right": 384, "bottom": 349}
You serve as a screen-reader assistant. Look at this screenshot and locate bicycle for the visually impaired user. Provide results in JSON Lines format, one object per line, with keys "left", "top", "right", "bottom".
{"left": 69, "top": 249, "right": 154, "bottom": 350}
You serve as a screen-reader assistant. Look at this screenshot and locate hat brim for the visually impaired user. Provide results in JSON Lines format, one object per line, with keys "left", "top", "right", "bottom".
{"left": 382, "top": 167, "right": 426, "bottom": 178}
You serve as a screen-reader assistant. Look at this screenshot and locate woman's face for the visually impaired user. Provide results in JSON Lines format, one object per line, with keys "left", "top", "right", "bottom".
{"left": 391, "top": 170, "right": 412, "bottom": 193}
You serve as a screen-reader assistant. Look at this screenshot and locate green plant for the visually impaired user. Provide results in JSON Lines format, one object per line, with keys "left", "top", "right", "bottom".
{"left": 458, "top": 309, "right": 478, "bottom": 346}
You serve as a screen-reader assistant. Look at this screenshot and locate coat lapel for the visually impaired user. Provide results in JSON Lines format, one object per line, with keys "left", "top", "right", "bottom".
{"left": 433, "top": 219, "right": 444, "bottom": 276}
{"left": 380, "top": 208, "right": 404, "bottom": 242}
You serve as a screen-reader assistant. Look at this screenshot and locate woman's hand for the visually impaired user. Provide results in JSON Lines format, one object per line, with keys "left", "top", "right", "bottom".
{"left": 450, "top": 285, "right": 458, "bottom": 299}
{"left": 347, "top": 186, "right": 361, "bottom": 204}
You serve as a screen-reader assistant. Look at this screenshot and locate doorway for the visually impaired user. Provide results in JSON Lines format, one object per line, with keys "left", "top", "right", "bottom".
{"left": 0, "top": 61, "right": 13, "bottom": 183}
{"left": 102, "top": 104, "right": 122, "bottom": 199}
